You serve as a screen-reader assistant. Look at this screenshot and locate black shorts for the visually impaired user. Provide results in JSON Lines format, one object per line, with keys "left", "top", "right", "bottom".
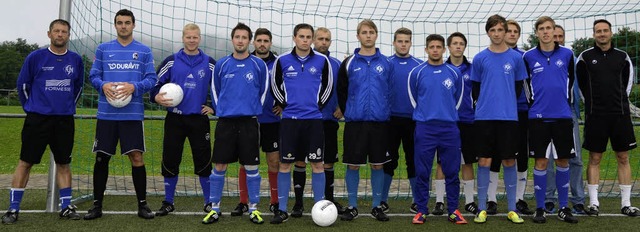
{"left": 93, "top": 119, "right": 145, "bottom": 155}
{"left": 260, "top": 122, "right": 280, "bottom": 153}
{"left": 458, "top": 122, "right": 478, "bottom": 164}
{"left": 280, "top": 119, "right": 324, "bottom": 163}
{"left": 161, "top": 112, "right": 212, "bottom": 177}
{"left": 475, "top": 120, "right": 519, "bottom": 160}
{"left": 528, "top": 119, "right": 576, "bottom": 160}
{"left": 342, "top": 121, "right": 390, "bottom": 165}
{"left": 323, "top": 120, "right": 340, "bottom": 164}
{"left": 583, "top": 114, "right": 637, "bottom": 152}
{"left": 212, "top": 117, "right": 260, "bottom": 165}
{"left": 20, "top": 113, "right": 74, "bottom": 165}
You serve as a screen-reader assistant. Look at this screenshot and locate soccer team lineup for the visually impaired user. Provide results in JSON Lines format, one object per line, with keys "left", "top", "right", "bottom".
{"left": 5, "top": 7, "right": 640, "bottom": 227}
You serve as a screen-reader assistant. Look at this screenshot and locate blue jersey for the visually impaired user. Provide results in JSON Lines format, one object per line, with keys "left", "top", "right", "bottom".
{"left": 446, "top": 56, "right": 473, "bottom": 123}
{"left": 523, "top": 44, "right": 575, "bottom": 119}
{"left": 211, "top": 54, "right": 269, "bottom": 118}
{"left": 254, "top": 51, "right": 280, "bottom": 123}
{"left": 471, "top": 48, "right": 527, "bottom": 121}
{"left": 337, "top": 48, "right": 393, "bottom": 122}
{"left": 389, "top": 54, "right": 423, "bottom": 118}
{"left": 17, "top": 48, "right": 83, "bottom": 115}
{"left": 272, "top": 48, "right": 333, "bottom": 120}
{"left": 409, "top": 62, "right": 463, "bottom": 122}
{"left": 90, "top": 39, "right": 157, "bottom": 121}
{"left": 151, "top": 49, "right": 215, "bottom": 115}
{"left": 320, "top": 51, "right": 341, "bottom": 122}
{"left": 513, "top": 46, "right": 529, "bottom": 112}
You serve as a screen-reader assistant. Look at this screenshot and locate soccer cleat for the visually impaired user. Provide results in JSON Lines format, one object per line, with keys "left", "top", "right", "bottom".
{"left": 249, "top": 210, "right": 264, "bottom": 224}
{"left": 270, "top": 209, "right": 289, "bottom": 224}
{"left": 516, "top": 199, "right": 534, "bottom": 215}
{"left": 156, "top": 201, "right": 175, "bottom": 216}
{"left": 138, "top": 204, "right": 155, "bottom": 219}
{"left": 473, "top": 210, "right": 487, "bottom": 224}
{"left": 371, "top": 206, "right": 389, "bottom": 221}
{"left": 432, "top": 202, "right": 445, "bottom": 215}
{"left": 621, "top": 206, "right": 640, "bottom": 217}
{"left": 585, "top": 204, "right": 599, "bottom": 216}
{"left": 558, "top": 207, "right": 578, "bottom": 223}
{"left": 380, "top": 201, "right": 390, "bottom": 213}
{"left": 412, "top": 212, "right": 426, "bottom": 224}
{"left": 203, "top": 202, "right": 213, "bottom": 213}
{"left": 572, "top": 203, "right": 585, "bottom": 215}
{"left": 202, "top": 210, "right": 219, "bottom": 224}
{"left": 230, "top": 203, "right": 248, "bottom": 216}
{"left": 532, "top": 208, "right": 546, "bottom": 223}
{"left": 486, "top": 201, "right": 498, "bottom": 215}
{"left": 507, "top": 211, "right": 524, "bottom": 224}
{"left": 291, "top": 204, "right": 304, "bottom": 218}
{"left": 465, "top": 202, "right": 479, "bottom": 214}
{"left": 1, "top": 209, "right": 19, "bottom": 224}
{"left": 410, "top": 203, "right": 418, "bottom": 214}
{"left": 340, "top": 206, "right": 359, "bottom": 221}
{"left": 269, "top": 203, "right": 279, "bottom": 213}
{"left": 60, "top": 204, "right": 81, "bottom": 220}
{"left": 333, "top": 201, "right": 346, "bottom": 215}
{"left": 448, "top": 209, "right": 468, "bottom": 224}
{"left": 83, "top": 205, "right": 103, "bottom": 220}
{"left": 544, "top": 202, "right": 556, "bottom": 214}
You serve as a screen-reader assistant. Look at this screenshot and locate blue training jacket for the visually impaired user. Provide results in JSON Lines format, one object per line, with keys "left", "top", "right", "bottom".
{"left": 151, "top": 48, "right": 215, "bottom": 115}
{"left": 211, "top": 54, "right": 269, "bottom": 118}
{"left": 320, "top": 51, "right": 342, "bottom": 122}
{"left": 409, "top": 62, "right": 463, "bottom": 122}
{"left": 513, "top": 46, "right": 529, "bottom": 112}
{"left": 254, "top": 51, "right": 281, "bottom": 123}
{"left": 446, "top": 56, "right": 474, "bottom": 123}
{"left": 389, "top": 54, "right": 423, "bottom": 118}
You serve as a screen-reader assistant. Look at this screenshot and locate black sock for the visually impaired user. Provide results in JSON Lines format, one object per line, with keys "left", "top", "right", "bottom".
{"left": 132, "top": 165, "right": 147, "bottom": 205}
{"left": 293, "top": 165, "right": 306, "bottom": 206}
{"left": 92, "top": 153, "right": 111, "bottom": 207}
{"left": 324, "top": 167, "right": 335, "bottom": 202}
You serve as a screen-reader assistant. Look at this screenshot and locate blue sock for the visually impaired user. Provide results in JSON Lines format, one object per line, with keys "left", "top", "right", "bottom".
{"left": 408, "top": 177, "right": 417, "bottom": 203}
{"left": 382, "top": 174, "right": 392, "bottom": 202}
{"left": 504, "top": 164, "right": 517, "bottom": 212}
{"left": 59, "top": 187, "right": 72, "bottom": 209}
{"left": 209, "top": 169, "right": 225, "bottom": 213}
{"left": 371, "top": 168, "right": 384, "bottom": 208}
{"left": 163, "top": 176, "right": 178, "bottom": 204}
{"left": 477, "top": 166, "right": 489, "bottom": 210}
{"left": 346, "top": 168, "right": 359, "bottom": 208}
{"left": 245, "top": 168, "right": 261, "bottom": 214}
{"left": 556, "top": 166, "right": 570, "bottom": 208}
{"left": 199, "top": 176, "right": 210, "bottom": 204}
{"left": 533, "top": 168, "right": 547, "bottom": 209}
{"left": 9, "top": 188, "right": 24, "bottom": 211}
{"left": 312, "top": 172, "right": 326, "bottom": 202}
{"left": 278, "top": 171, "right": 291, "bottom": 212}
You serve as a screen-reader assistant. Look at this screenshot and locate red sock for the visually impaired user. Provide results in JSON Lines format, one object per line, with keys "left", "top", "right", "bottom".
{"left": 268, "top": 171, "right": 279, "bottom": 204}
{"left": 239, "top": 167, "right": 248, "bottom": 204}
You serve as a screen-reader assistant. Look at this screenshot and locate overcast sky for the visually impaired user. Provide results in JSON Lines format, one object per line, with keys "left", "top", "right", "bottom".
{"left": 1, "top": 0, "right": 60, "bottom": 46}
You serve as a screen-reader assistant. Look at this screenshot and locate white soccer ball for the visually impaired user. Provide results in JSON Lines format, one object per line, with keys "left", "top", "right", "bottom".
{"left": 107, "top": 84, "right": 132, "bottom": 108}
{"left": 311, "top": 200, "right": 338, "bottom": 227}
{"left": 159, "top": 83, "right": 184, "bottom": 107}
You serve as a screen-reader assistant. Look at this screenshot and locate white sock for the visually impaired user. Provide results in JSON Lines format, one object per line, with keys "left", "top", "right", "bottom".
{"left": 620, "top": 185, "right": 632, "bottom": 209}
{"left": 488, "top": 171, "right": 499, "bottom": 202}
{"left": 463, "top": 179, "right": 475, "bottom": 204}
{"left": 587, "top": 184, "right": 599, "bottom": 206}
{"left": 435, "top": 179, "right": 446, "bottom": 203}
{"left": 517, "top": 171, "right": 527, "bottom": 200}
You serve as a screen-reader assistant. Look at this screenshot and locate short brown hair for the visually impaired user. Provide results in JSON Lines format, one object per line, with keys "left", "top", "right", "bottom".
{"left": 485, "top": 14, "right": 507, "bottom": 32}
{"left": 506, "top": 19, "right": 521, "bottom": 34}
{"left": 534, "top": 16, "right": 555, "bottom": 31}
{"left": 394, "top": 27, "right": 412, "bottom": 41}
{"left": 357, "top": 19, "right": 378, "bottom": 34}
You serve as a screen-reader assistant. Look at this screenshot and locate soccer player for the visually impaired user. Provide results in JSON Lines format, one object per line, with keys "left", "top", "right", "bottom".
{"left": 445, "top": 32, "right": 479, "bottom": 215}
{"left": 472, "top": 14, "right": 527, "bottom": 224}
{"left": 523, "top": 16, "right": 579, "bottom": 224}
{"left": 409, "top": 34, "right": 467, "bottom": 225}
{"left": 544, "top": 24, "right": 586, "bottom": 215}
{"left": 270, "top": 23, "right": 334, "bottom": 224}
{"left": 337, "top": 19, "right": 392, "bottom": 222}
{"left": 202, "top": 22, "right": 268, "bottom": 225}
{"left": 576, "top": 19, "right": 640, "bottom": 217}
{"left": 232, "top": 28, "right": 281, "bottom": 216}
{"left": 385, "top": 27, "right": 423, "bottom": 214}
{"left": 150, "top": 23, "right": 215, "bottom": 216}
{"left": 84, "top": 9, "right": 157, "bottom": 220}
{"left": 1, "top": 19, "right": 83, "bottom": 225}
{"left": 485, "top": 19, "right": 533, "bottom": 216}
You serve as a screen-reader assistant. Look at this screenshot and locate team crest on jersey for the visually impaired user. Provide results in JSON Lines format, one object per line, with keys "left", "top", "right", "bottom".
{"left": 463, "top": 74, "right": 470, "bottom": 81}
{"left": 132, "top": 52, "right": 139, "bottom": 60}
{"left": 503, "top": 63, "right": 512, "bottom": 74}
{"left": 64, "top": 65, "right": 74, "bottom": 76}
{"left": 555, "top": 59, "right": 564, "bottom": 68}
{"left": 442, "top": 78, "right": 453, "bottom": 89}
{"left": 245, "top": 72, "right": 254, "bottom": 83}
{"left": 592, "top": 60, "right": 597, "bottom": 64}
{"left": 198, "top": 69, "right": 205, "bottom": 78}
{"left": 308, "top": 66, "right": 317, "bottom": 75}
{"left": 375, "top": 64, "right": 384, "bottom": 74}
